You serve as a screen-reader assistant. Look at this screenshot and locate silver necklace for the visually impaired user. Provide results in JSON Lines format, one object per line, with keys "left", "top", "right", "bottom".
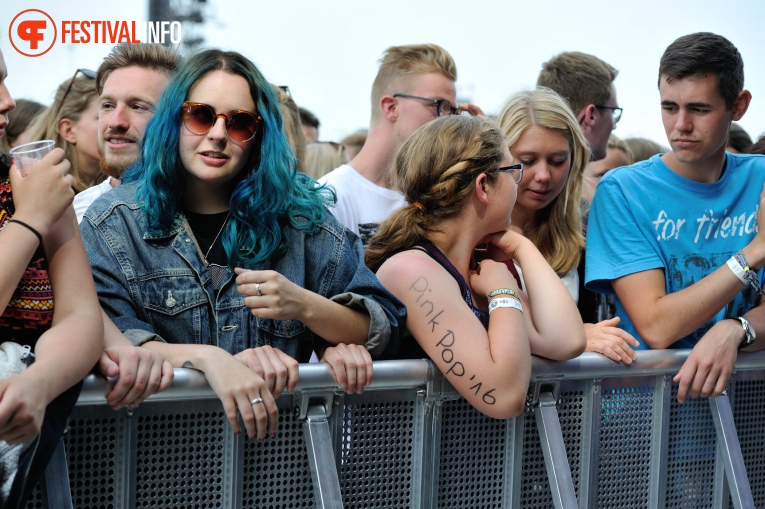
{"left": 203, "top": 211, "right": 230, "bottom": 265}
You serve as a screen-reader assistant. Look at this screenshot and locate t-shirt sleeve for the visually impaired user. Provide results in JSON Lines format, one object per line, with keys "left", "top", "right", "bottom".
{"left": 585, "top": 175, "right": 664, "bottom": 294}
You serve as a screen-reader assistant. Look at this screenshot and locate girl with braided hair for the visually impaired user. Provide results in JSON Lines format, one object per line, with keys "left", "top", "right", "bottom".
{"left": 366, "top": 115, "right": 585, "bottom": 418}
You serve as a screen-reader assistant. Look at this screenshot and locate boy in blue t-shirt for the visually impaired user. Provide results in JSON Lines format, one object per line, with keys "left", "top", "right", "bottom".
{"left": 586, "top": 32, "right": 765, "bottom": 404}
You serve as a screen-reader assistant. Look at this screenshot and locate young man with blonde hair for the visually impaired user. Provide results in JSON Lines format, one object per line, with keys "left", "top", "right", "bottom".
{"left": 320, "top": 43, "right": 482, "bottom": 244}
{"left": 537, "top": 51, "right": 620, "bottom": 161}
{"left": 73, "top": 43, "right": 180, "bottom": 411}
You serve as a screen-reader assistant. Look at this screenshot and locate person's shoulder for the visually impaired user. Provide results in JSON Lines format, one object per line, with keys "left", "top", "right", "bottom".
{"left": 82, "top": 182, "right": 139, "bottom": 224}
{"left": 317, "top": 164, "right": 355, "bottom": 186}
{"left": 377, "top": 249, "right": 440, "bottom": 288}
{"left": 729, "top": 152, "right": 765, "bottom": 172}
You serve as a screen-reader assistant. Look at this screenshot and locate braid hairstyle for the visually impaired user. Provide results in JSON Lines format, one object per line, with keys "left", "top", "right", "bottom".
{"left": 366, "top": 115, "right": 505, "bottom": 272}
{"left": 122, "top": 48, "right": 335, "bottom": 267}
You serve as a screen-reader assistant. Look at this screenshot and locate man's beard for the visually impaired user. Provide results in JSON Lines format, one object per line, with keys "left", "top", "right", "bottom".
{"left": 99, "top": 155, "right": 133, "bottom": 180}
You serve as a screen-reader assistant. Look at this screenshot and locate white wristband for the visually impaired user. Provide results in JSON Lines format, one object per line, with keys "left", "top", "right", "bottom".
{"left": 727, "top": 256, "right": 748, "bottom": 285}
{"left": 488, "top": 297, "right": 523, "bottom": 314}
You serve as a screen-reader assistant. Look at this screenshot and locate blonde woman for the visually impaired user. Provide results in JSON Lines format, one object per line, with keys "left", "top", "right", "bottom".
{"left": 497, "top": 87, "right": 639, "bottom": 364}
{"left": 366, "top": 115, "right": 585, "bottom": 418}
{"left": 31, "top": 69, "right": 100, "bottom": 193}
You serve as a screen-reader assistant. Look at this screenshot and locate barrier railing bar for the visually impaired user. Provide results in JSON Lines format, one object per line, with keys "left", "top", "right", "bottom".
{"left": 577, "top": 378, "right": 601, "bottom": 509}
{"left": 303, "top": 404, "right": 344, "bottom": 509}
{"left": 648, "top": 374, "right": 671, "bottom": 509}
{"left": 40, "top": 441, "right": 73, "bottom": 509}
{"left": 709, "top": 394, "right": 754, "bottom": 509}
{"left": 534, "top": 391, "right": 578, "bottom": 509}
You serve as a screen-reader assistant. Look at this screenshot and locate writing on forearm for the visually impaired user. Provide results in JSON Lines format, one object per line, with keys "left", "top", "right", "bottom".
{"left": 409, "top": 276, "right": 497, "bottom": 405}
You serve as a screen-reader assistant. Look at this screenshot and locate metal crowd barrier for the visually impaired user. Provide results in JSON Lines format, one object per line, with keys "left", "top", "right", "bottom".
{"left": 26, "top": 350, "right": 765, "bottom": 509}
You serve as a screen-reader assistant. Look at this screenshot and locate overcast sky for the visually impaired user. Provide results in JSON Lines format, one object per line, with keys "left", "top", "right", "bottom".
{"left": 2, "top": 0, "right": 764, "bottom": 146}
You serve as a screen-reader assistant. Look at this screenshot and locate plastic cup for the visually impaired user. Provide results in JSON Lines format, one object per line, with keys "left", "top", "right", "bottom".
{"left": 9, "top": 140, "right": 55, "bottom": 177}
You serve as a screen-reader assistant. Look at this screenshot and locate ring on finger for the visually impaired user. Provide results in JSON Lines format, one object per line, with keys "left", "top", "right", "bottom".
{"left": 255, "top": 283, "right": 262, "bottom": 296}
{"left": 250, "top": 397, "right": 264, "bottom": 405}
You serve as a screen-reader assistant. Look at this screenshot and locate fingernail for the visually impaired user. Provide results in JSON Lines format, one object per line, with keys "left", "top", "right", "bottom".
{"left": 258, "top": 437, "right": 264, "bottom": 442}
{"left": 270, "top": 432, "right": 276, "bottom": 438}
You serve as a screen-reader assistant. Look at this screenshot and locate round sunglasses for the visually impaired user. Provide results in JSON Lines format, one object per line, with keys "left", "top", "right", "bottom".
{"left": 181, "top": 102, "right": 262, "bottom": 143}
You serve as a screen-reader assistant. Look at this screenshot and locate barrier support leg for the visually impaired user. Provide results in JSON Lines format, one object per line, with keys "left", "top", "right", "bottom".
{"left": 40, "top": 440, "right": 73, "bottom": 509}
{"left": 303, "top": 403, "right": 344, "bottom": 509}
{"left": 708, "top": 394, "right": 754, "bottom": 509}
{"left": 534, "top": 391, "right": 578, "bottom": 509}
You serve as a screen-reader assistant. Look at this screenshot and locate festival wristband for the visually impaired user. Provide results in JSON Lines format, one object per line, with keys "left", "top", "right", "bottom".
{"left": 727, "top": 256, "right": 748, "bottom": 285}
{"left": 488, "top": 288, "right": 521, "bottom": 301}
{"left": 488, "top": 297, "right": 523, "bottom": 314}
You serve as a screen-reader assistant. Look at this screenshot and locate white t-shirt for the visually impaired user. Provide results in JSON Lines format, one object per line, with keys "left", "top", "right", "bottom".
{"left": 74, "top": 177, "right": 114, "bottom": 224}
{"left": 318, "top": 164, "right": 407, "bottom": 245}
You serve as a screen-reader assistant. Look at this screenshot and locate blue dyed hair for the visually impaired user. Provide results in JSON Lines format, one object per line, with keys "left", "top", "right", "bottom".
{"left": 122, "top": 49, "right": 335, "bottom": 267}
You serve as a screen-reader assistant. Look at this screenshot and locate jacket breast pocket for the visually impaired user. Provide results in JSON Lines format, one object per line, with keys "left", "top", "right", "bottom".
{"left": 255, "top": 318, "right": 309, "bottom": 360}
{"left": 141, "top": 277, "right": 208, "bottom": 316}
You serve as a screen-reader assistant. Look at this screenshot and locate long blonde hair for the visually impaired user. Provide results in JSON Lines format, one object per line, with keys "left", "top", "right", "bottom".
{"left": 31, "top": 74, "right": 98, "bottom": 193}
{"left": 497, "top": 87, "right": 590, "bottom": 274}
{"left": 366, "top": 116, "right": 505, "bottom": 272}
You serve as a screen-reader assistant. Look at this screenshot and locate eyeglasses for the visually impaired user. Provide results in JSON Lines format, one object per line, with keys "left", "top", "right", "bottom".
{"left": 392, "top": 93, "right": 459, "bottom": 117}
{"left": 54, "top": 68, "right": 97, "bottom": 119}
{"left": 498, "top": 163, "right": 524, "bottom": 183}
{"left": 181, "top": 102, "right": 262, "bottom": 143}
{"left": 596, "top": 105, "right": 623, "bottom": 124}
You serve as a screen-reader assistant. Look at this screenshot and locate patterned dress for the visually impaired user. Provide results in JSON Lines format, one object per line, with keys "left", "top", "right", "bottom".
{"left": 0, "top": 171, "right": 54, "bottom": 345}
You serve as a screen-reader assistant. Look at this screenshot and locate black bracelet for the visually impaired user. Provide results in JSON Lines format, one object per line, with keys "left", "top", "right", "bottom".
{"left": 8, "top": 219, "right": 43, "bottom": 245}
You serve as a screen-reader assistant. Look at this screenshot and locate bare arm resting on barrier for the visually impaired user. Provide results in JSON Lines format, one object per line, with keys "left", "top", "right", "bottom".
{"left": 612, "top": 185, "right": 765, "bottom": 402}
{"left": 378, "top": 242, "right": 531, "bottom": 419}
{"left": 486, "top": 231, "right": 587, "bottom": 362}
{"left": 0, "top": 205, "right": 102, "bottom": 444}
{"left": 142, "top": 341, "right": 293, "bottom": 441}
{"left": 98, "top": 309, "right": 173, "bottom": 411}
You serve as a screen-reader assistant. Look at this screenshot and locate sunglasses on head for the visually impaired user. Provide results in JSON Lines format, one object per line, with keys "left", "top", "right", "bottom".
{"left": 181, "top": 102, "right": 262, "bottom": 143}
{"left": 54, "top": 68, "right": 97, "bottom": 119}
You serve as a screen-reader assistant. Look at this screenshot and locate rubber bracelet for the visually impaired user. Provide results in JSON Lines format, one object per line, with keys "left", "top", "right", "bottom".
{"left": 487, "top": 288, "right": 521, "bottom": 301}
{"left": 7, "top": 219, "right": 42, "bottom": 245}
{"left": 488, "top": 297, "right": 523, "bottom": 314}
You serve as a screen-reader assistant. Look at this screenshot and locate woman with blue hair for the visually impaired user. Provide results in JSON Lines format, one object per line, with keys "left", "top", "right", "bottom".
{"left": 80, "top": 49, "right": 405, "bottom": 441}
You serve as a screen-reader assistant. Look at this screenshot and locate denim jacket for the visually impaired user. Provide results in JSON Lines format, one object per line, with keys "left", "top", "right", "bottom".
{"left": 80, "top": 183, "right": 405, "bottom": 362}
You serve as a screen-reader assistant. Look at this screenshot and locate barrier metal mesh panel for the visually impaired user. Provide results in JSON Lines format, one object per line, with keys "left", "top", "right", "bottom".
{"left": 520, "top": 383, "right": 583, "bottom": 507}
{"left": 134, "top": 401, "right": 227, "bottom": 508}
{"left": 63, "top": 406, "right": 119, "bottom": 509}
{"left": 665, "top": 385, "right": 716, "bottom": 508}
{"left": 730, "top": 374, "right": 765, "bottom": 509}
{"left": 437, "top": 398, "right": 506, "bottom": 508}
{"left": 339, "top": 392, "right": 416, "bottom": 509}
{"left": 597, "top": 379, "right": 654, "bottom": 508}
{"left": 242, "top": 401, "right": 314, "bottom": 508}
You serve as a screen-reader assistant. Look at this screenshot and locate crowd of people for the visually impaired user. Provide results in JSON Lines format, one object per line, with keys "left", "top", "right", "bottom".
{"left": 1, "top": 30, "right": 764, "bottom": 505}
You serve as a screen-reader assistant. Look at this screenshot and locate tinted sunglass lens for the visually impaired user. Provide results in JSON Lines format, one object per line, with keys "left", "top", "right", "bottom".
{"left": 190, "top": 105, "right": 215, "bottom": 133}
{"left": 227, "top": 113, "right": 257, "bottom": 142}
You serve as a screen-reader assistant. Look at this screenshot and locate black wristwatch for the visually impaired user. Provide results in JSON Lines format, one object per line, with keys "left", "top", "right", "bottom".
{"left": 736, "top": 317, "right": 756, "bottom": 350}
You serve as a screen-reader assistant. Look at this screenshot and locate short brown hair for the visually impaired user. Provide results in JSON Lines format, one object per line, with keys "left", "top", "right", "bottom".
{"left": 370, "top": 44, "right": 456, "bottom": 123}
{"left": 96, "top": 43, "right": 180, "bottom": 95}
{"left": 537, "top": 51, "right": 617, "bottom": 114}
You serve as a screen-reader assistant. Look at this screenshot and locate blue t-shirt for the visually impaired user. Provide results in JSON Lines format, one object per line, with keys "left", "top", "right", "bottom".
{"left": 585, "top": 153, "right": 765, "bottom": 349}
